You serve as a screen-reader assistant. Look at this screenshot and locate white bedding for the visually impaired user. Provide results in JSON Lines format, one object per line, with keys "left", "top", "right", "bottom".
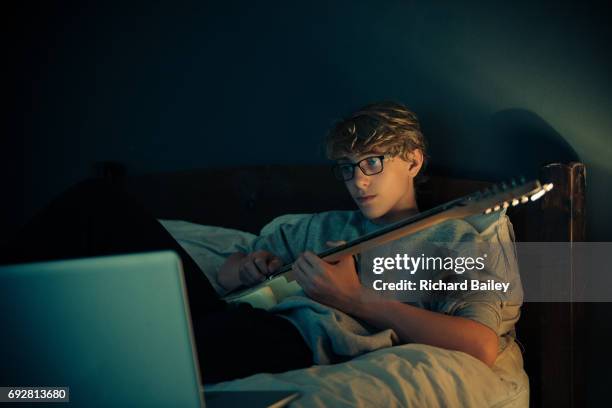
{"left": 205, "top": 339, "right": 528, "bottom": 407}
{"left": 160, "top": 218, "right": 529, "bottom": 407}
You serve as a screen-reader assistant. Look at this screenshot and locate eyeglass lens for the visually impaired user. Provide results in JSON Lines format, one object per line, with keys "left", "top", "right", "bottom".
{"left": 336, "top": 156, "right": 383, "bottom": 181}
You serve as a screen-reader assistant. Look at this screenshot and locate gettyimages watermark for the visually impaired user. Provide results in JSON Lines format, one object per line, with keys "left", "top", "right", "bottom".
{"left": 356, "top": 241, "right": 612, "bottom": 303}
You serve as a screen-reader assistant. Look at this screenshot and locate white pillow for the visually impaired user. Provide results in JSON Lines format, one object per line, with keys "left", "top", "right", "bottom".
{"left": 159, "top": 214, "right": 312, "bottom": 296}
{"left": 158, "top": 219, "right": 257, "bottom": 295}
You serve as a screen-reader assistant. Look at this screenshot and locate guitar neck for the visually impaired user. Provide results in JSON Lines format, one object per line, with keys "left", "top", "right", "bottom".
{"left": 224, "top": 178, "right": 549, "bottom": 298}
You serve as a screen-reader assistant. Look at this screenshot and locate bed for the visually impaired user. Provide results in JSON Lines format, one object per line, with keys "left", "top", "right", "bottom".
{"left": 99, "top": 161, "right": 585, "bottom": 407}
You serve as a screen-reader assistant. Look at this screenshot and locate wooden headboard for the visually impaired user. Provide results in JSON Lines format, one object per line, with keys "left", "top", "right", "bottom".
{"left": 103, "top": 161, "right": 586, "bottom": 408}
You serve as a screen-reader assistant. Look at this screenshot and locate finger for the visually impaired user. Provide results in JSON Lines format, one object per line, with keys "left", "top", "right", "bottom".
{"left": 267, "top": 257, "right": 283, "bottom": 273}
{"left": 253, "top": 257, "right": 269, "bottom": 275}
{"left": 296, "top": 255, "right": 317, "bottom": 276}
{"left": 293, "top": 262, "right": 317, "bottom": 296}
{"left": 302, "top": 251, "right": 324, "bottom": 268}
{"left": 291, "top": 262, "right": 307, "bottom": 286}
{"left": 336, "top": 253, "right": 355, "bottom": 263}
{"left": 339, "top": 255, "right": 358, "bottom": 277}
{"left": 244, "top": 260, "right": 266, "bottom": 283}
{"left": 239, "top": 263, "right": 259, "bottom": 285}
{"left": 330, "top": 255, "right": 356, "bottom": 272}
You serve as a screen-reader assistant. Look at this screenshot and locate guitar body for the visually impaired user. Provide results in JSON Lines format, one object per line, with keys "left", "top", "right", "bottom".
{"left": 225, "top": 274, "right": 302, "bottom": 310}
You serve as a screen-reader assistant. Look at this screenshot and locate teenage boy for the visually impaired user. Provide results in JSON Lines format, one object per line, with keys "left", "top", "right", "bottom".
{"left": 218, "top": 101, "right": 501, "bottom": 369}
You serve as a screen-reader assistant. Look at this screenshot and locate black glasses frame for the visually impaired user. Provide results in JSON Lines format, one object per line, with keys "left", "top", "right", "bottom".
{"left": 332, "top": 155, "right": 387, "bottom": 181}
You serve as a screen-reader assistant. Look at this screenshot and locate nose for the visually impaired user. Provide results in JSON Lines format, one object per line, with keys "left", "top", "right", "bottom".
{"left": 351, "top": 167, "right": 371, "bottom": 190}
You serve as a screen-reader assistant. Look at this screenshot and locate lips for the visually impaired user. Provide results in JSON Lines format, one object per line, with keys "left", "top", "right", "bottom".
{"left": 356, "top": 195, "right": 376, "bottom": 203}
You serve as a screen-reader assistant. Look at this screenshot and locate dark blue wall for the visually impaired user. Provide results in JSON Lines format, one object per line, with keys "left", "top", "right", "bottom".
{"left": 5, "top": 0, "right": 610, "bottom": 240}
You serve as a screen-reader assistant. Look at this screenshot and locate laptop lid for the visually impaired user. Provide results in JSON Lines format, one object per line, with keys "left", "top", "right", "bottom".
{"left": 0, "top": 251, "right": 204, "bottom": 407}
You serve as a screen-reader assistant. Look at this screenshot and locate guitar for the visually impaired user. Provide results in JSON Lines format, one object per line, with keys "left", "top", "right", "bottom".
{"left": 223, "top": 179, "right": 553, "bottom": 310}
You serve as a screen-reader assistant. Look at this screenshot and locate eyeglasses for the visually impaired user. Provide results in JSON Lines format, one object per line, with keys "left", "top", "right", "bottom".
{"left": 332, "top": 155, "right": 387, "bottom": 181}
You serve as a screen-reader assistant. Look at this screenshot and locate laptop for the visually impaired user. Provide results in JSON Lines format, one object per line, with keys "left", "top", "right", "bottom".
{"left": 0, "top": 251, "right": 300, "bottom": 407}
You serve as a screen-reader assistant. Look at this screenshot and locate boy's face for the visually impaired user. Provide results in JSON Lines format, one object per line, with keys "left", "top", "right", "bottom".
{"left": 338, "top": 149, "right": 421, "bottom": 224}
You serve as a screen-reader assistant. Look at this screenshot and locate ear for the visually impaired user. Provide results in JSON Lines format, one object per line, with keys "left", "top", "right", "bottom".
{"left": 407, "top": 149, "right": 424, "bottom": 177}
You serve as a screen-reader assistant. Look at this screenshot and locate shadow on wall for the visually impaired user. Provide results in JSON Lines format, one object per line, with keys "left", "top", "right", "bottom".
{"left": 428, "top": 109, "right": 580, "bottom": 182}
{"left": 485, "top": 109, "right": 580, "bottom": 178}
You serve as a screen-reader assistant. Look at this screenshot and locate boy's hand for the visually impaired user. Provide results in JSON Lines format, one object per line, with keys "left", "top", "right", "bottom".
{"left": 238, "top": 251, "right": 283, "bottom": 286}
{"left": 291, "top": 241, "right": 363, "bottom": 313}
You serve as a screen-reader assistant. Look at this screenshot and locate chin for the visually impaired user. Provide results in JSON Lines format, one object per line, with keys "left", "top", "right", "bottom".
{"left": 359, "top": 207, "right": 386, "bottom": 221}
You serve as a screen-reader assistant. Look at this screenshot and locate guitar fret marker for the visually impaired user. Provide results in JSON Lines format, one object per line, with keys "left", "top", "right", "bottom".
{"left": 530, "top": 189, "right": 546, "bottom": 201}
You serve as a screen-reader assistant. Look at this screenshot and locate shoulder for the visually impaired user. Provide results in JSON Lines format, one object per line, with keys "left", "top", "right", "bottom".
{"left": 407, "top": 210, "right": 511, "bottom": 244}
{"left": 464, "top": 210, "right": 510, "bottom": 233}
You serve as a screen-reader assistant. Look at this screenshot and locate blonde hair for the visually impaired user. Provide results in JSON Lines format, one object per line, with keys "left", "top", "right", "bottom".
{"left": 325, "top": 101, "right": 428, "bottom": 176}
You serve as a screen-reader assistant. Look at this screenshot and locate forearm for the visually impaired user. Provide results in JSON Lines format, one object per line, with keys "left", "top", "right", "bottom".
{"left": 349, "top": 293, "right": 499, "bottom": 366}
{"left": 216, "top": 252, "right": 247, "bottom": 292}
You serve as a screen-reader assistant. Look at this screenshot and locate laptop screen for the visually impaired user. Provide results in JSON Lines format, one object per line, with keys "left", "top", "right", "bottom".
{"left": 0, "top": 251, "right": 204, "bottom": 407}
